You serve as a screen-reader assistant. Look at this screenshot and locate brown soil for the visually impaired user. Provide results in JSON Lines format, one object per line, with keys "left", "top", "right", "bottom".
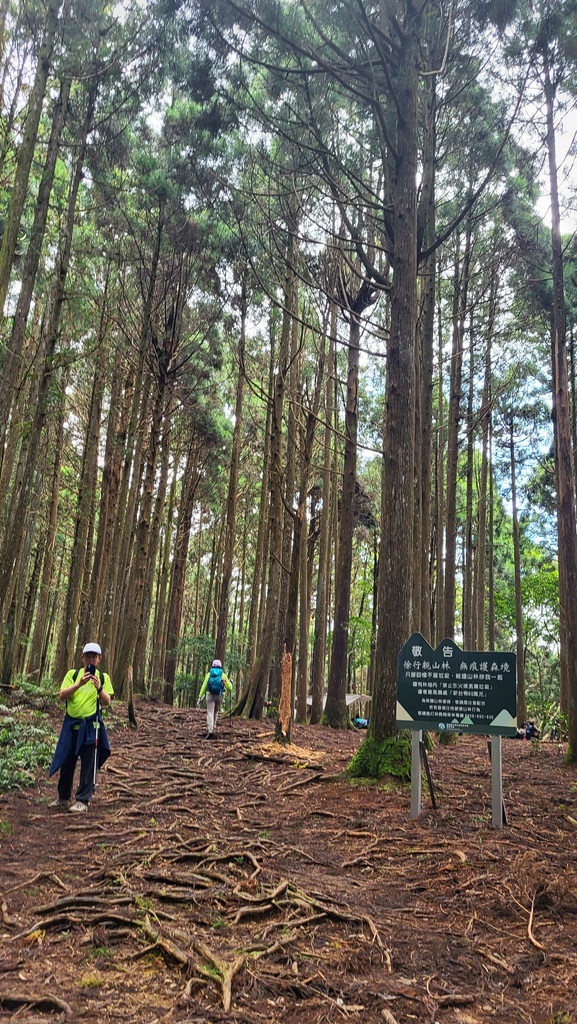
{"left": 1, "top": 699, "right": 577, "bottom": 1024}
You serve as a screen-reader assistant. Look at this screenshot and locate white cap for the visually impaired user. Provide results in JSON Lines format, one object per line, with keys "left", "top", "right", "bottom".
{"left": 83, "top": 642, "right": 102, "bottom": 655}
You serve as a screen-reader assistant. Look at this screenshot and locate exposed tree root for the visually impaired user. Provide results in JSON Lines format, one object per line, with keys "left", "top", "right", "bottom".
{"left": 193, "top": 938, "right": 246, "bottom": 1012}
{"left": 0, "top": 992, "right": 73, "bottom": 1016}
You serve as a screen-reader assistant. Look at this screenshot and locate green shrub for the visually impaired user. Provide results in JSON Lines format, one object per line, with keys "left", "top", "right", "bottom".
{"left": 0, "top": 711, "right": 57, "bottom": 791}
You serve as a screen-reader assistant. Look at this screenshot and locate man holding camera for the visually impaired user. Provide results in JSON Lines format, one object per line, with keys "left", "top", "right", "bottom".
{"left": 49, "top": 642, "right": 114, "bottom": 813}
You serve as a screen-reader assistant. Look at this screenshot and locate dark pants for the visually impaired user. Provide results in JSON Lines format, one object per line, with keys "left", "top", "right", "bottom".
{"left": 57, "top": 742, "right": 97, "bottom": 804}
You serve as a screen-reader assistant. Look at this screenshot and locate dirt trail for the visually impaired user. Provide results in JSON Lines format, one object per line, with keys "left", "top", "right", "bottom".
{"left": 1, "top": 700, "right": 577, "bottom": 1024}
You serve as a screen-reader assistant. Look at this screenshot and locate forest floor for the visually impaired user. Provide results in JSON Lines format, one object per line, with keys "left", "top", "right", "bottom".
{"left": 1, "top": 698, "right": 577, "bottom": 1024}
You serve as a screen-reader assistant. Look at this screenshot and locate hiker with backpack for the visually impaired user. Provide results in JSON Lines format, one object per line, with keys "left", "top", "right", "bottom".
{"left": 49, "top": 642, "right": 114, "bottom": 812}
{"left": 198, "top": 659, "right": 232, "bottom": 739}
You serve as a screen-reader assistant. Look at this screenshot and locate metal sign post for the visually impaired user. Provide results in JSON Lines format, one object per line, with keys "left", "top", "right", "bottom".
{"left": 410, "top": 730, "right": 422, "bottom": 818}
{"left": 489, "top": 736, "right": 505, "bottom": 829}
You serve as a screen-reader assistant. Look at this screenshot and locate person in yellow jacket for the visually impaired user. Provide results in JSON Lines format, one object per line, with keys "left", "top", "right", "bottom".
{"left": 49, "top": 642, "right": 113, "bottom": 811}
{"left": 198, "top": 659, "right": 232, "bottom": 739}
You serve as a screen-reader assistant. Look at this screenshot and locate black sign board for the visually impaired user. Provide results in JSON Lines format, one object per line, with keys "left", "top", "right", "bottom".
{"left": 396, "top": 633, "right": 517, "bottom": 737}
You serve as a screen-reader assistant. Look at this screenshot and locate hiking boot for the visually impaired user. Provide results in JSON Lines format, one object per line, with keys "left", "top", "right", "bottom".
{"left": 49, "top": 798, "right": 71, "bottom": 808}
{"left": 69, "top": 801, "right": 88, "bottom": 813}
{"left": 207, "top": 732, "right": 215, "bottom": 739}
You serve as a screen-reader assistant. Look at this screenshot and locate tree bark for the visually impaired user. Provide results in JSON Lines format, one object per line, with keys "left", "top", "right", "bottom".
{"left": 509, "top": 418, "right": 526, "bottom": 725}
{"left": 310, "top": 315, "right": 336, "bottom": 724}
{"left": 162, "top": 431, "right": 210, "bottom": 704}
{"left": 416, "top": 72, "right": 436, "bottom": 642}
{"left": 325, "top": 305, "right": 363, "bottom": 728}
{"left": 237, "top": 217, "right": 298, "bottom": 720}
{"left": 0, "top": 79, "right": 96, "bottom": 637}
{"left": 26, "top": 389, "right": 65, "bottom": 681}
{"left": 543, "top": 55, "right": 577, "bottom": 758}
{"left": 443, "top": 217, "right": 472, "bottom": 640}
{"left": 215, "top": 285, "right": 247, "bottom": 661}
{"left": 134, "top": 409, "right": 172, "bottom": 691}
{"left": 474, "top": 266, "right": 496, "bottom": 651}
{"left": 371, "top": 13, "right": 420, "bottom": 742}
{"left": 0, "top": 77, "right": 71, "bottom": 465}
{"left": 55, "top": 358, "right": 105, "bottom": 680}
{"left": 0, "top": 0, "right": 59, "bottom": 316}
{"left": 149, "top": 458, "right": 177, "bottom": 694}
{"left": 463, "top": 325, "right": 475, "bottom": 649}
{"left": 244, "top": 344, "right": 273, "bottom": 680}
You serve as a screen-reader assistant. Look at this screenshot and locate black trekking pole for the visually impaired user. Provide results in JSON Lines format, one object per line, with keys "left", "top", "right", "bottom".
{"left": 93, "top": 695, "right": 100, "bottom": 794}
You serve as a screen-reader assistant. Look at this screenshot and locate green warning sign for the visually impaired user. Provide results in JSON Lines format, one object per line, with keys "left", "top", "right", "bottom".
{"left": 396, "top": 633, "right": 517, "bottom": 737}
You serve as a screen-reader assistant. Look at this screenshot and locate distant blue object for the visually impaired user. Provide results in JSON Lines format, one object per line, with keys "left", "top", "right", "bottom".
{"left": 353, "top": 716, "right": 368, "bottom": 729}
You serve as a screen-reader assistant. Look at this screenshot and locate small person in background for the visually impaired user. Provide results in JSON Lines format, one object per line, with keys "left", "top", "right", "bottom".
{"left": 353, "top": 715, "right": 368, "bottom": 729}
{"left": 525, "top": 719, "right": 540, "bottom": 740}
{"left": 198, "top": 659, "right": 233, "bottom": 739}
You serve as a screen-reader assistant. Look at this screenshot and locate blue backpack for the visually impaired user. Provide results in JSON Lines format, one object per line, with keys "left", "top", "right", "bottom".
{"left": 207, "top": 666, "right": 224, "bottom": 696}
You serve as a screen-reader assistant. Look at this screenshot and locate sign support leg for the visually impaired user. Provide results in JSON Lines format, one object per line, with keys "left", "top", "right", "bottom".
{"left": 419, "top": 739, "right": 437, "bottom": 809}
{"left": 490, "top": 734, "right": 504, "bottom": 829}
{"left": 410, "top": 729, "right": 422, "bottom": 818}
